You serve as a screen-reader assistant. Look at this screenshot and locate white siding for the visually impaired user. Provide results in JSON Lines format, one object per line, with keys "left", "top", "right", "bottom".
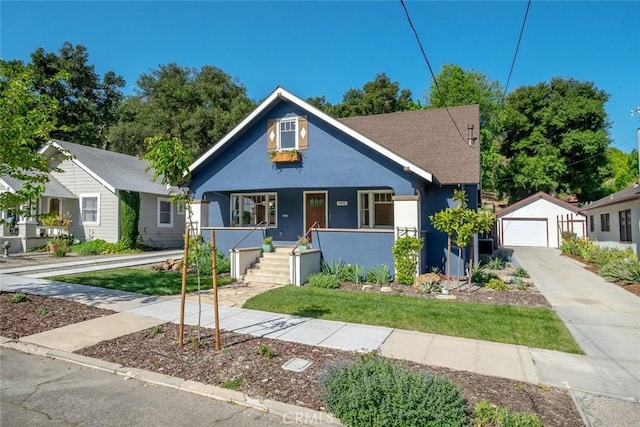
{"left": 138, "top": 192, "right": 184, "bottom": 248}
{"left": 498, "top": 198, "right": 586, "bottom": 248}
{"left": 586, "top": 199, "right": 640, "bottom": 254}
{"left": 50, "top": 158, "right": 119, "bottom": 242}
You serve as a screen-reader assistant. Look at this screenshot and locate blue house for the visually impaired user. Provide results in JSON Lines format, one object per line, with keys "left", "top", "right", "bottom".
{"left": 187, "top": 87, "right": 480, "bottom": 284}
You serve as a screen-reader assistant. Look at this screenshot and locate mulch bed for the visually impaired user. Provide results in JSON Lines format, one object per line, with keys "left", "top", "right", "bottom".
{"left": 0, "top": 291, "right": 583, "bottom": 426}
{"left": 0, "top": 292, "right": 116, "bottom": 339}
{"left": 562, "top": 253, "right": 640, "bottom": 298}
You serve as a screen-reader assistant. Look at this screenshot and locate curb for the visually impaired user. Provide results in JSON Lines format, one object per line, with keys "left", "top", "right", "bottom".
{"left": 0, "top": 338, "right": 342, "bottom": 426}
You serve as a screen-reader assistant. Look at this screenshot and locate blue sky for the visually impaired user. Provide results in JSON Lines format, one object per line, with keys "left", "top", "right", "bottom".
{"left": 2, "top": 1, "right": 639, "bottom": 152}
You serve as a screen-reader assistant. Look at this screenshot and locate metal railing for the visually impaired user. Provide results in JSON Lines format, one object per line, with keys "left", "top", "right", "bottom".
{"left": 291, "top": 221, "right": 319, "bottom": 255}
{"left": 231, "top": 221, "right": 266, "bottom": 252}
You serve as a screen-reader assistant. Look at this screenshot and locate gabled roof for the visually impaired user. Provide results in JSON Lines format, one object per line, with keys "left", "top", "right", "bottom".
{"left": 189, "top": 86, "right": 481, "bottom": 185}
{"left": 41, "top": 140, "right": 171, "bottom": 195}
{"left": 0, "top": 174, "right": 77, "bottom": 199}
{"left": 580, "top": 183, "right": 640, "bottom": 212}
{"left": 339, "top": 106, "right": 480, "bottom": 184}
{"left": 496, "top": 191, "right": 580, "bottom": 218}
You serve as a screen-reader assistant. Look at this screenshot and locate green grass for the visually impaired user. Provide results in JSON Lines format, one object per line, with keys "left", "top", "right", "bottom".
{"left": 243, "top": 286, "right": 583, "bottom": 354}
{"left": 46, "top": 268, "right": 235, "bottom": 296}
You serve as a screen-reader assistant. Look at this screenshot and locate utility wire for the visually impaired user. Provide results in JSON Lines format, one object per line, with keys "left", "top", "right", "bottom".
{"left": 500, "top": 0, "right": 532, "bottom": 107}
{"left": 399, "top": 0, "right": 471, "bottom": 147}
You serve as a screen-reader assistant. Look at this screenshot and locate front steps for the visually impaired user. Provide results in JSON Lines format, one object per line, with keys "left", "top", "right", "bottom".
{"left": 241, "top": 247, "right": 292, "bottom": 285}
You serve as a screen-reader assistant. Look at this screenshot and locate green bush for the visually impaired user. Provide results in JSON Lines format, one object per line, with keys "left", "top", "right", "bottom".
{"left": 70, "top": 239, "right": 133, "bottom": 255}
{"left": 472, "top": 400, "right": 543, "bottom": 427}
{"left": 307, "top": 272, "right": 341, "bottom": 289}
{"left": 53, "top": 246, "right": 68, "bottom": 257}
{"left": 485, "top": 278, "right": 508, "bottom": 291}
{"left": 321, "top": 259, "right": 345, "bottom": 276}
{"left": 392, "top": 237, "right": 424, "bottom": 285}
{"left": 514, "top": 267, "right": 530, "bottom": 278}
{"left": 486, "top": 257, "right": 507, "bottom": 270}
{"left": 119, "top": 190, "right": 140, "bottom": 249}
{"left": 559, "top": 235, "right": 596, "bottom": 259}
{"left": 366, "top": 264, "right": 391, "bottom": 284}
{"left": 256, "top": 343, "right": 275, "bottom": 359}
{"left": 471, "top": 263, "right": 499, "bottom": 284}
{"left": 321, "top": 354, "right": 468, "bottom": 427}
{"left": 10, "top": 293, "right": 27, "bottom": 303}
{"left": 340, "top": 263, "right": 364, "bottom": 284}
{"left": 587, "top": 245, "right": 636, "bottom": 268}
{"left": 600, "top": 258, "right": 640, "bottom": 284}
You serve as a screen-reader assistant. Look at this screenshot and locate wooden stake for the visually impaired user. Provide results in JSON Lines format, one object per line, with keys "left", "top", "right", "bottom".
{"left": 178, "top": 226, "right": 190, "bottom": 346}
{"left": 211, "top": 229, "right": 221, "bottom": 350}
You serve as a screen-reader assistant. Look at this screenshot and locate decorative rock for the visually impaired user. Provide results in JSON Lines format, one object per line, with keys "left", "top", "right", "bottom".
{"left": 436, "top": 295, "right": 457, "bottom": 300}
{"left": 380, "top": 286, "right": 393, "bottom": 293}
{"left": 362, "top": 285, "right": 374, "bottom": 291}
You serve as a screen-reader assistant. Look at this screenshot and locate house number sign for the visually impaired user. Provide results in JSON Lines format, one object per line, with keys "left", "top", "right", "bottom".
{"left": 336, "top": 201, "right": 348, "bottom": 206}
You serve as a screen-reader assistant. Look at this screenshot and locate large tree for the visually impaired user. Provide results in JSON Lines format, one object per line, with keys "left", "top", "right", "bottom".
{"left": 0, "top": 61, "right": 60, "bottom": 218}
{"left": 310, "top": 73, "right": 419, "bottom": 118}
{"left": 424, "top": 64, "right": 504, "bottom": 193}
{"left": 108, "top": 63, "right": 255, "bottom": 158}
{"left": 602, "top": 147, "right": 639, "bottom": 194}
{"left": 29, "top": 42, "right": 125, "bottom": 148}
{"left": 500, "top": 78, "right": 611, "bottom": 202}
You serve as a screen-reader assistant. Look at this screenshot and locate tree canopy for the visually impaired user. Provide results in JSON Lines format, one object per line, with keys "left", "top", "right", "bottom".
{"left": 0, "top": 61, "right": 61, "bottom": 218}
{"left": 500, "top": 77, "right": 611, "bottom": 202}
{"left": 29, "top": 42, "right": 125, "bottom": 148}
{"left": 108, "top": 63, "right": 255, "bottom": 158}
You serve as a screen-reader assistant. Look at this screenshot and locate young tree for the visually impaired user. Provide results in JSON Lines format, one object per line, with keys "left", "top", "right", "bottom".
{"left": 500, "top": 78, "right": 611, "bottom": 202}
{"left": 0, "top": 61, "right": 60, "bottom": 219}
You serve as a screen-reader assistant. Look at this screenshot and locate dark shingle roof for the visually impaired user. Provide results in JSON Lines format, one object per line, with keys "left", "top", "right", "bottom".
{"left": 52, "top": 140, "right": 171, "bottom": 195}
{"left": 339, "top": 105, "right": 480, "bottom": 185}
{"left": 580, "top": 184, "right": 640, "bottom": 211}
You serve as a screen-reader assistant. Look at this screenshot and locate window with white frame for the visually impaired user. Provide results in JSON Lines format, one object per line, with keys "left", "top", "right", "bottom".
{"left": 279, "top": 118, "right": 297, "bottom": 150}
{"left": 231, "top": 193, "right": 277, "bottom": 227}
{"left": 358, "top": 190, "right": 394, "bottom": 228}
{"left": 80, "top": 194, "right": 100, "bottom": 225}
{"left": 157, "top": 198, "right": 173, "bottom": 227}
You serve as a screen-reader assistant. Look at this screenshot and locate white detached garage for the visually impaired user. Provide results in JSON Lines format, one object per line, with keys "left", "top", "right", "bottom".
{"left": 496, "top": 192, "right": 586, "bottom": 248}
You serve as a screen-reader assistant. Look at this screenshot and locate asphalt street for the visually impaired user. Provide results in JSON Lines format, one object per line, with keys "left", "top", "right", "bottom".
{"left": 0, "top": 348, "right": 296, "bottom": 427}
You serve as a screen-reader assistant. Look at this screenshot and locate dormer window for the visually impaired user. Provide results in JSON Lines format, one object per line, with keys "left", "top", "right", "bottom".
{"left": 267, "top": 116, "right": 308, "bottom": 152}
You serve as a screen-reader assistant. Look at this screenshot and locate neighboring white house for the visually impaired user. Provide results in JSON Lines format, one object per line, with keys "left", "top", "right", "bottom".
{"left": 496, "top": 192, "right": 586, "bottom": 248}
{"left": 1, "top": 140, "right": 184, "bottom": 251}
{"left": 579, "top": 183, "right": 640, "bottom": 254}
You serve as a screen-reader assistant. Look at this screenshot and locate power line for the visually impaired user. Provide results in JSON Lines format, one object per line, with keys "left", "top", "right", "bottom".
{"left": 500, "top": 0, "right": 532, "bottom": 106}
{"left": 399, "top": 0, "right": 472, "bottom": 148}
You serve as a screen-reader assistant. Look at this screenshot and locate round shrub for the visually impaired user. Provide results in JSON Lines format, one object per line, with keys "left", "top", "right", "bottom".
{"left": 485, "top": 278, "right": 508, "bottom": 291}
{"left": 321, "top": 354, "right": 468, "bottom": 427}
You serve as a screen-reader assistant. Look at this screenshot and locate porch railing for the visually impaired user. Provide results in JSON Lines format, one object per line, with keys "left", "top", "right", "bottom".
{"left": 231, "top": 222, "right": 266, "bottom": 252}
{"left": 291, "top": 221, "right": 319, "bottom": 255}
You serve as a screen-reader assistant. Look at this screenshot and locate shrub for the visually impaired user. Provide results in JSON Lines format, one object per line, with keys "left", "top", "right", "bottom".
{"left": 53, "top": 246, "right": 68, "bottom": 257}
{"left": 321, "top": 354, "right": 468, "bottom": 427}
{"left": 587, "top": 245, "right": 636, "bottom": 268}
{"left": 221, "top": 377, "right": 244, "bottom": 390}
{"left": 339, "top": 263, "right": 364, "bottom": 284}
{"left": 321, "top": 259, "right": 345, "bottom": 276}
{"left": 256, "top": 343, "right": 275, "bottom": 359}
{"left": 514, "top": 267, "right": 530, "bottom": 278}
{"left": 307, "top": 272, "right": 341, "bottom": 289}
{"left": 10, "top": 293, "right": 27, "bottom": 303}
{"left": 366, "top": 264, "right": 391, "bottom": 284}
{"left": 471, "top": 263, "right": 499, "bottom": 284}
{"left": 472, "top": 400, "right": 543, "bottom": 427}
{"left": 486, "top": 257, "right": 507, "bottom": 270}
{"left": 70, "top": 239, "right": 133, "bottom": 255}
{"left": 392, "top": 236, "right": 424, "bottom": 285}
{"left": 600, "top": 258, "right": 640, "bottom": 284}
{"left": 416, "top": 274, "right": 442, "bottom": 294}
{"left": 216, "top": 251, "right": 231, "bottom": 274}
{"left": 119, "top": 190, "right": 140, "bottom": 249}
{"left": 485, "top": 278, "right": 508, "bottom": 291}
{"left": 560, "top": 235, "right": 595, "bottom": 260}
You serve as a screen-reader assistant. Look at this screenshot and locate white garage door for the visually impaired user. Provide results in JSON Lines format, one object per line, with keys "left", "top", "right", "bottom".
{"left": 502, "top": 219, "right": 548, "bottom": 247}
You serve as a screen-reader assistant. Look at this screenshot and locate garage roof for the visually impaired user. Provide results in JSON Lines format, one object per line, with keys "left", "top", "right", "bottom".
{"left": 496, "top": 192, "right": 580, "bottom": 218}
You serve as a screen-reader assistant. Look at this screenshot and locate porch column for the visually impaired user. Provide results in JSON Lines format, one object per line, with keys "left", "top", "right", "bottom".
{"left": 393, "top": 195, "right": 421, "bottom": 278}
{"left": 188, "top": 199, "right": 209, "bottom": 235}
{"left": 17, "top": 202, "right": 37, "bottom": 238}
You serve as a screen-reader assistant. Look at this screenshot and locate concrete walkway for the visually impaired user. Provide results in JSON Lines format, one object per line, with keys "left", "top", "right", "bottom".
{"left": 2, "top": 247, "right": 640, "bottom": 425}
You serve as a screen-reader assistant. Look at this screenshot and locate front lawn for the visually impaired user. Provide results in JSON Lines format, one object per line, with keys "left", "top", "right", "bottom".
{"left": 243, "top": 286, "right": 582, "bottom": 353}
{"left": 46, "top": 268, "right": 235, "bottom": 296}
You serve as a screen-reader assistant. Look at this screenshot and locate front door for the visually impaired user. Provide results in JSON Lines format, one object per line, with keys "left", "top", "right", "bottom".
{"left": 304, "top": 192, "right": 327, "bottom": 242}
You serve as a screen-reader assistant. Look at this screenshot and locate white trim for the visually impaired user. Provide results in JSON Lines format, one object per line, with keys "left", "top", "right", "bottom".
{"left": 188, "top": 87, "right": 433, "bottom": 182}
{"left": 80, "top": 193, "right": 101, "bottom": 225}
{"left": 230, "top": 192, "right": 278, "bottom": 228}
{"left": 303, "top": 190, "right": 328, "bottom": 233}
{"left": 357, "top": 189, "right": 394, "bottom": 229}
{"left": 0, "top": 178, "right": 16, "bottom": 194}
{"left": 157, "top": 197, "right": 173, "bottom": 228}
{"left": 277, "top": 117, "right": 299, "bottom": 150}
{"left": 45, "top": 141, "right": 117, "bottom": 194}
{"left": 176, "top": 200, "right": 185, "bottom": 215}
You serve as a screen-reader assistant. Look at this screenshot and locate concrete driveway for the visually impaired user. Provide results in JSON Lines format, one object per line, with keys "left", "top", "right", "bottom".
{"left": 512, "top": 247, "right": 640, "bottom": 400}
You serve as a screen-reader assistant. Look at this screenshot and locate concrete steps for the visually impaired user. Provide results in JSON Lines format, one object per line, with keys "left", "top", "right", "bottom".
{"left": 241, "top": 249, "right": 291, "bottom": 285}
